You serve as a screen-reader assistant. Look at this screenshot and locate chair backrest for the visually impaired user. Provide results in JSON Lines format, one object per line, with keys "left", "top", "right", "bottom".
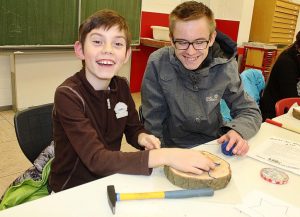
{"left": 138, "top": 105, "right": 144, "bottom": 124}
{"left": 14, "top": 103, "right": 54, "bottom": 163}
{"left": 275, "top": 97, "right": 300, "bottom": 116}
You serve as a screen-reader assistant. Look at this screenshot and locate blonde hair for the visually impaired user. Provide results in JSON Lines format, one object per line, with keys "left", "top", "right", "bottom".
{"left": 169, "top": 1, "right": 216, "bottom": 38}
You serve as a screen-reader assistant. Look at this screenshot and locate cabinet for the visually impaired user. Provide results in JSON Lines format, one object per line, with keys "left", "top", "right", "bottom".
{"left": 250, "top": 0, "right": 300, "bottom": 45}
{"left": 240, "top": 44, "right": 278, "bottom": 81}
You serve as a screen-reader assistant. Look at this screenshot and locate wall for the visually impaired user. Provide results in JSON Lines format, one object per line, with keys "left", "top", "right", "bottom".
{"left": 10, "top": 51, "right": 81, "bottom": 111}
{"left": 0, "top": 51, "right": 131, "bottom": 110}
{"left": 0, "top": 54, "right": 11, "bottom": 107}
{"left": 130, "top": 0, "right": 255, "bottom": 92}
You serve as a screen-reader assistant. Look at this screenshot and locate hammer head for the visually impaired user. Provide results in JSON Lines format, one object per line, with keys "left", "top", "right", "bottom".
{"left": 107, "top": 185, "right": 117, "bottom": 214}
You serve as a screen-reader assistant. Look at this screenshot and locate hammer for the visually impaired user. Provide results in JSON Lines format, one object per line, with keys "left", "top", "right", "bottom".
{"left": 107, "top": 185, "right": 214, "bottom": 214}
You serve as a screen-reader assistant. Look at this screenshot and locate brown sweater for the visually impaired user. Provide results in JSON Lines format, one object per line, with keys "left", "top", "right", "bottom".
{"left": 49, "top": 70, "right": 151, "bottom": 192}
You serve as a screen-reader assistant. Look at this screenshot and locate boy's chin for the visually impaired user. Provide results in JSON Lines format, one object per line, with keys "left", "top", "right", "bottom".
{"left": 183, "top": 63, "right": 201, "bottom": 70}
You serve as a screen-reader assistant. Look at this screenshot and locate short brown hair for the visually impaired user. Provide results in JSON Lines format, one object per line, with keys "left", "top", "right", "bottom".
{"left": 169, "top": 1, "right": 216, "bottom": 38}
{"left": 78, "top": 9, "right": 131, "bottom": 50}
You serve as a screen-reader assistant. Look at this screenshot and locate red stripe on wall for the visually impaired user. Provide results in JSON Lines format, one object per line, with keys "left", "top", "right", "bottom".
{"left": 131, "top": 46, "right": 156, "bottom": 92}
{"left": 140, "top": 11, "right": 170, "bottom": 38}
{"left": 216, "top": 20, "right": 239, "bottom": 42}
{"left": 130, "top": 11, "right": 169, "bottom": 92}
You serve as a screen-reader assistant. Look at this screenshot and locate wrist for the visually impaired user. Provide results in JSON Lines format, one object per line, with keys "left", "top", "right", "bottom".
{"left": 219, "top": 126, "right": 232, "bottom": 136}
{"left": 148, "top": 148, "right": 168, "bottom": 168}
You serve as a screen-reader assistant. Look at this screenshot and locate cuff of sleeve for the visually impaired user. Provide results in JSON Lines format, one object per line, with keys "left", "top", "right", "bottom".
{"left": 142, "top": 150, "right": 153, "bottom": 175}
{"left": 131, "top": 129, "right": 148, "bottom": 150}
{"left": 218, "top": 126, "right": 232, "bottom": 136}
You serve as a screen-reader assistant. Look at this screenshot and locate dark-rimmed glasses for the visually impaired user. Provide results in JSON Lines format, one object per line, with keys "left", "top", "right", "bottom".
{"left": 173, "top": 39, "right": 210, "bottom": 50}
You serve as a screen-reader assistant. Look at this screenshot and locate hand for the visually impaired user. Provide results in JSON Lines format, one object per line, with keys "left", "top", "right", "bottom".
{"left": 164, "top": 148, "right": 216, "bottom": 175}
{"left": 217, "top": 129, "right": 249, "bottom": 156}
{"left": 138, "top": 133, "right": 161, "bottom": 150}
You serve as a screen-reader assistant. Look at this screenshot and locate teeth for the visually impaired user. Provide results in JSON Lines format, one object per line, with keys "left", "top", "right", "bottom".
{"left": 185, "top": 57, "right": 198, "bottom": 61}
{"left": 97, "top": 60, "right": 114, "bottom": 65}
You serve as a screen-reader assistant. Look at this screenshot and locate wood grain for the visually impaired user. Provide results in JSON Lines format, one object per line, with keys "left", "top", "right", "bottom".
{"left": 164, "top": 151, "right": 231, "bottom": 190}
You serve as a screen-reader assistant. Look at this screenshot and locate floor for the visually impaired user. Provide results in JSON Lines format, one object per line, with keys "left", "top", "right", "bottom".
{"left": 0, "top": 92, "right": 141, "bottom": 197}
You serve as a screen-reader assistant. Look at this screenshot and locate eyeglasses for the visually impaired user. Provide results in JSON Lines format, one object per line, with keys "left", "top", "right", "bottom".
{"left": 172, "top": 39, "right": 210, "bottom": 50}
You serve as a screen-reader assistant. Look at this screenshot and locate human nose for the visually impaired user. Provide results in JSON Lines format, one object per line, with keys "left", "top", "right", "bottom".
{"left": 185, "top": 42, "right": 197, "bottom": 54}
{"left": 102, "top": 42, "right": 113, "bottom": 54}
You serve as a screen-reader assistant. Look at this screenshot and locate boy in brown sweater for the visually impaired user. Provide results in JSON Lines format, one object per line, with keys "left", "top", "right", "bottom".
{"left": 49, "top": 9, "right": 215, "bottom": 192}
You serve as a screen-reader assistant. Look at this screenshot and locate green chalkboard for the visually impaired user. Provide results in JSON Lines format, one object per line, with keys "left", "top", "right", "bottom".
{"left": 0, "top": 0, "right": 78, "bottom": 46}
{"left": 0, "top": 0, "right": 141, "bottom": 47}
{"left": 81, "top": 0, "right": 142, "bottom": 45}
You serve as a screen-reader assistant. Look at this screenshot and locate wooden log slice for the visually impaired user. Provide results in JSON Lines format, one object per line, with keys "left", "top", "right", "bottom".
{"left": 164, "top": 151, "right": 231, "bottom": 190}
{"left": 292, "top": 107, "right": 300, "bottom": 120}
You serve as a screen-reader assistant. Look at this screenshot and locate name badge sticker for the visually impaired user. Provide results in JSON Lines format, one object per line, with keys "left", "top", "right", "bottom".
{"left": 114, "top": 102, "right": 128, "bottom": 119}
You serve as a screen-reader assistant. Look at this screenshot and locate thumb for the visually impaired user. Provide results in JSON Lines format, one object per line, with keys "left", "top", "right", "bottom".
{"left": 217, "top": 135, "right": 226, "bottom": 144}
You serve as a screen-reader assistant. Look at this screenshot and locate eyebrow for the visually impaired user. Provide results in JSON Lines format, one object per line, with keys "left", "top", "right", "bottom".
{"left": 174, "top": 36, "right": 209, "bottom": 41}
{"left": 89, "top": 33, "right": 126, "bottom": 40}
{"left": 175, "top": 38, "right": 209, "bottom": 42}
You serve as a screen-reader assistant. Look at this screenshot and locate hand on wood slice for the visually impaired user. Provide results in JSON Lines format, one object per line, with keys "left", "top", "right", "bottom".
{"left": 164, "top": 151, "right": 231, "bottom": 190}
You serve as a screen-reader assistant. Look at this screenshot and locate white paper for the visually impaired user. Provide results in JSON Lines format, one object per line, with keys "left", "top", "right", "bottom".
{"left": 236, "top": 191, "right": 300, "bottom": 217}
{"left": 247, "top": 137, "right": 300, "bottom": 175}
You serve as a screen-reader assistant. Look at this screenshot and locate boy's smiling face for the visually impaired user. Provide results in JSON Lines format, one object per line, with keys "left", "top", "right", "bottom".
{"left": 172, "top": 17, "right": 215, "bottom": 70}
{"left": 75, "top": 25, "right": 131, "bottom": 90}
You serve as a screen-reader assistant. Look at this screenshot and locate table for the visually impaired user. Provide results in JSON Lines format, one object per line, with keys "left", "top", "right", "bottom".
{"left": 0, "top": 115, "right": 299, "bottom": 217}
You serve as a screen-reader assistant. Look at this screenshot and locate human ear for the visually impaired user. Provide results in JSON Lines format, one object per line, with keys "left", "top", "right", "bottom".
{"left": 124, "top": 47, "right": 132, "bottom": 64}
{"left": 74, "top": 41, "right": 85, "bottom": 60}
{"left": 169, "top": 33, "right": 174, "bottom": 45}
{"left": 208, "top": 31, "right": 217, "bottom": 47}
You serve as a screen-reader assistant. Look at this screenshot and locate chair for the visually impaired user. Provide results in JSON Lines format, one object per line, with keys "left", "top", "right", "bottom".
{"left": 220, "top": 68, "right": 265, "bottom": 121}
{"left": 138, "top": 105, "right": 144, "bottom": 124}
{"left": 275, "top": 97, "right": 300, "bottom": 117}
{"left": 14, "top": 103, "right": 54, "bottom": 163}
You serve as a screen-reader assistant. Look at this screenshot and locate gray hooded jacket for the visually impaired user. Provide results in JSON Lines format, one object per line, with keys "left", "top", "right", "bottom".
{"left": 141, "top": 33, "right": 262, "bottom": 148}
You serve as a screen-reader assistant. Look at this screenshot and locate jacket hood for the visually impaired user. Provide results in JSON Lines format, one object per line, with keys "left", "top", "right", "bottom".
{"left": 199, "top": 30, "right": 237, "bottom": 69}
{"left": 202, "top": 30, "right": 237, "bottom": 67}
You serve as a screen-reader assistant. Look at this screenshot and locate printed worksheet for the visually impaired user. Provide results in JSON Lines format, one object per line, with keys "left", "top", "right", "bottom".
{"left": 247, "top": 137, "right": 300, "bottom": 175}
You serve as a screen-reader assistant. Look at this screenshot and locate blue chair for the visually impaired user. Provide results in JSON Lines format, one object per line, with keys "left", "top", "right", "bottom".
{"left": 221, "top": 69, "right": 265, "bottom": 121}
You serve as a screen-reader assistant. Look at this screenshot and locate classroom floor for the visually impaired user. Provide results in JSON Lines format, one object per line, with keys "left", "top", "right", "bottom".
{"left": 0, "top": 92, "right": 141, "bottom": 197}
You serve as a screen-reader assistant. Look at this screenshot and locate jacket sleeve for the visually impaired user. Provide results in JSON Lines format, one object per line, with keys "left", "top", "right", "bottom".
{"left": 141, "top": 53, "right": 169, "bottom": 146}
{"left": 221, "top": 61, "right": 262, "bottom": 139}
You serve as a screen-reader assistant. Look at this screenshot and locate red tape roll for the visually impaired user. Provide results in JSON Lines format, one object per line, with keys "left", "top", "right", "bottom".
{"left": 260, "top": 168, "right": 289, "bottom": 185}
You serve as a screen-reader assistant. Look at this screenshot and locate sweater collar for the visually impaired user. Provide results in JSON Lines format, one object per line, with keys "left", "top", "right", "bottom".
{"left": 77, "top": 69, "right": 118, "bottom": 98}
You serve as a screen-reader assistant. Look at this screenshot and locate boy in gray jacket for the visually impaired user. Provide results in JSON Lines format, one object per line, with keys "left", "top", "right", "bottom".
{"left": 141, "top": 1, "right": 262, "bottom": 155}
